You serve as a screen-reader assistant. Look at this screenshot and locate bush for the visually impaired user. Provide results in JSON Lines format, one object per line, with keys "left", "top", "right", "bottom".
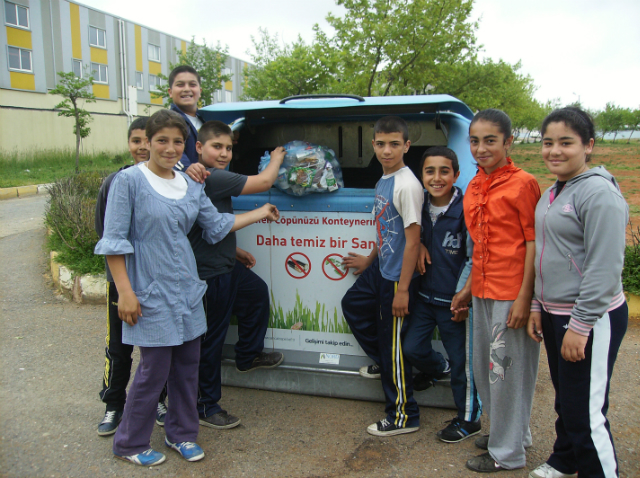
{"left": 45, "top": 171, "right": 107, "bottom": 276}
{"left": 623, "top": 224, "right": 640, "bottom": 295}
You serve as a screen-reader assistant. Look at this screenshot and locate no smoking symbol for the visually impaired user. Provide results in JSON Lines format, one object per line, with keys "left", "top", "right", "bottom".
{"left": 322, "top": 254, "right": 348, "bottom": 281}
{"left": 285, "top": 252, "right": 311, "bottom": 279}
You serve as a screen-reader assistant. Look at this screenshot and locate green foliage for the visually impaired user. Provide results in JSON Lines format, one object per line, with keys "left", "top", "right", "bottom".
{"left": 44, "top": 171, "right": 106, "bottom": 276}
{"left": 0, "top": 149, "right": 128, "bottom": 187}
{"left": 623, "top": 224, "right": 640, "bottom": 295}
{"left": 623, "top": 107, "right": 640, "bottom": 144}
{"left": 595, "top": 103, "right": 627, "bottom": 142}
{"left": 155, "top": 37, "right": 231, "bottom": 107}
{"left": 49, "top": 71, "right": 96, "bottom": 172}
{"left": 268, "top": 290, "right": 351, "bottom": 333}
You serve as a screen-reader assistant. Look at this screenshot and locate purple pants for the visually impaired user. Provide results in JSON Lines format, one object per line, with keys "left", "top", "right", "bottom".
{"left": 113, "top": 338, "right": 201, "bottom": 456}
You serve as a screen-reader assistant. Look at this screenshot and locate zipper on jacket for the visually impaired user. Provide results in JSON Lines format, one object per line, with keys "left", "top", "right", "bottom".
{"left": 539, "top": 203, "right": 551, "bottom": 306}
{"left": 567, "top": 253, "right": 583, "bottom": 277}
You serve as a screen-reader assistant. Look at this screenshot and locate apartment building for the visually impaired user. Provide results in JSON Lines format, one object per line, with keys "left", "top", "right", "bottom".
{"left": 1, "top": 0, "right": 249, "bottom": 154}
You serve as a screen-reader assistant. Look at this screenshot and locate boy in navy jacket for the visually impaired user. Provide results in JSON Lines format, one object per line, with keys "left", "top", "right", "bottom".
{"left": 403, "top": 147, "right": 482, "bottom": 443}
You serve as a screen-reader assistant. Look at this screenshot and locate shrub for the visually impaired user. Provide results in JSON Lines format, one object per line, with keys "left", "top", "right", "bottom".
{"left": 45, "top": 171, "right": 106, "bottom": 276}
{"left": 623, "top": 224, "right": 640, "bottom": 295}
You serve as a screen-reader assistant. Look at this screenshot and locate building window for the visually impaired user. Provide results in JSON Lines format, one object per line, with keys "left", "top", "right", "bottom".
{"left": 148, "top": 44, "right": 160, "bottom": 62}
{"left": 149, "top": 74, "right": 163, "bottom": 91}
{"left": 225, "top": 90, "right": 232, "bottom": 103}
{"left": 89, "top": 26, "right": 106, "bottom": 48}
{"left": 72, "top": 59, "right": 82, "bottom": 78}
{"left": 5, "top": 1, "right": 29, "bottom": 29}
{"left": 215, "top": 90, "right": 222, "bottom": 103}
{"left": 135, "top": 71, "right": 143, "bottom": 89}
{"left": 91, "top": 63, "right": 108, "bottom": 83}
{"left": 7, "top": 46, "right": 32, "bottom": 72}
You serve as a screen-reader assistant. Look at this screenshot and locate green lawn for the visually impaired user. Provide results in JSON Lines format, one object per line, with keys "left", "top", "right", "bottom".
{"left": 0, "top": 150, "right": 130, "bottom": 188}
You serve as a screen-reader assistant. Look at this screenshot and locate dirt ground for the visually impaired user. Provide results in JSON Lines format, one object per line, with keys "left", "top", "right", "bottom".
{"left": 1, "top": 197, "right": 639, "bottom": 477}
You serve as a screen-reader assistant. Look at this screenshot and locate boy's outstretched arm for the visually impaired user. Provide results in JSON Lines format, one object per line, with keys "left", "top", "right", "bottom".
{"left": 507, "top": 240, "right": 535, "bottom": 329}
{"left": 393, "top": 223, "right": 421, "bottom": 318}
{"left": 343, "top": 248, "right": 377, "bottom": 275}
{"left": 241, "top": 147, "right": 285, "bottom": 195}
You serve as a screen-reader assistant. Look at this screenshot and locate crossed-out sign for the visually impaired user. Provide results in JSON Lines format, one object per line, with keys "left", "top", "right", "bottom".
{"left": 322, "top": 253, "right": 348, "bottom": 281}
{"left": 285, "top": 252, "right": 311, "bottom": 279}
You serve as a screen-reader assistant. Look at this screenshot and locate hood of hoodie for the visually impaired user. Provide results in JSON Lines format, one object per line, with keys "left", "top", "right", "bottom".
{"left": 561, "top": 166, "right": 621, "bottom": 192}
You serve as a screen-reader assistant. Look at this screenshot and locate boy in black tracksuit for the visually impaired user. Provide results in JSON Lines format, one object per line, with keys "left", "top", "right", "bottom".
{"left": 95, "top": 117, "right": 166, "bottom": 436}
{"left": 403, "top": 147, "right": 482, "bottom": 442}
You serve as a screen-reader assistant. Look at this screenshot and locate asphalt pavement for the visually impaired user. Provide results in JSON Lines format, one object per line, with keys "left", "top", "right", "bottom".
{"left": 1, "top": 195, "right": 638, "bottom": 478}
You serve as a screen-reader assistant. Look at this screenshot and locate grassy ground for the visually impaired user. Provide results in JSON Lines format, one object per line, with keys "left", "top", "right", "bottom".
{"left": 511, "top": 140, "right": 640, "bottom": 226}
{"left": 0, "top": 150, "right": 130, "bottom": 188}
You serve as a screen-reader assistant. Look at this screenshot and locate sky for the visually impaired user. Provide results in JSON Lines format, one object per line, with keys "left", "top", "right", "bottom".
{"left": 78, "top": 0, "right": 640, "bottom": 111}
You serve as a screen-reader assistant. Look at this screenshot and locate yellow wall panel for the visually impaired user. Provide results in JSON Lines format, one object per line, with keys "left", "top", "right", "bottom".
{"left": 93, "top": 84, "right": 110, "bottom": 98}
{"left": 225, "top": 80, "right": 233, "bottom": 92}
{"left": 90, "top": 47, "right": 108, "bottom": 64}
{"left": 6, "top": 27, "right": 32, "bottom": 49}
{"left": 135, "top": 25, "right": 142, "bottom": 72}
{"left": 150, "top": 96, "right": 163, "bottom": 105}
{"left": 148, "top": 61, "right": 162, "bottom": 75}
{"left": 70, "top": 3, "right": 82, "bottom": 59}
{"left": 181, "top": 40, "right": 186, "bottom": 55}
{"left": 9, "top": 71, "right": 35, "bottom": 90}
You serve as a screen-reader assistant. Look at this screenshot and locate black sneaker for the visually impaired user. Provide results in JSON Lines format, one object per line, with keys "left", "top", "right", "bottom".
{"left": 414, "top": 360, "right": 451, "bottom": 391}
{"left": 359, "top": 364, "right": 381, "bottom": 379}
{"left": 236, "top": 352, "right": 284, "bottom": 373}
{"left": 475, "top": 434, "right": 489, "bottom": 450}
{"left": 466, "top": 452, "right": 506, "bottom": 473}
{"left": 366, "top": 418, "right": 419, "bottom": 437}
{"left": 437, "top": 416, "right": 482, "bottom": 443}
{"left": 199, "top": 411, "right": 241, "bottom": 430}
{"left": 156, "top": 400, "right": 167, "bottom": 427}
{"left": 97, "top": 409, "right": 123, "bottom": 436}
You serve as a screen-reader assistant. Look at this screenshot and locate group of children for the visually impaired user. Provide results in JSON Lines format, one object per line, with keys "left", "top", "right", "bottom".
{"left": 343, "top": 110, "right": 628, "bottom": 478}
{"left": 94, "top": 63, "right": 628, "bottom": 478}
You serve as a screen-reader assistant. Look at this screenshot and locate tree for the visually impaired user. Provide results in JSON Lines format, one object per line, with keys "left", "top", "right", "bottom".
{"left": 156, "top": 37, "right": 232, "bottom": 107}
{"left": 595, "top": 103, "right": 626, "bottom": 142}
{"left": 49, "top": 71, "right": 96, "bottom": 172}
{"left": 623, "top": 107, "right": 640, "bottom": 144}
{"left": 244, "top": 0, "right": 480, "bottom": 100}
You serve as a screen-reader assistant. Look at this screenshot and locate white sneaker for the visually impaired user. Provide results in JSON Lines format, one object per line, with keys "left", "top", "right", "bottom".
{"left": 529, "top": 463, "right": 577, "bottom": 478}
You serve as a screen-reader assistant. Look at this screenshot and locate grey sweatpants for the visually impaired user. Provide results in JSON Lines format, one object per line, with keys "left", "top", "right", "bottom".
{"left": 472, "top": 297, "right": 540, "bottom": 469}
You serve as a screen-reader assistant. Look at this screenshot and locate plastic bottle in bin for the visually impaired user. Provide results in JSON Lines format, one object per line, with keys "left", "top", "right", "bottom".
{"left": 259, "top": 141, "right": 344, "bottom": 196}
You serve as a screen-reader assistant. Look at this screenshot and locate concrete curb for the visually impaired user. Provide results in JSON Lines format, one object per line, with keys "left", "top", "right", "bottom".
{"left": 0, "top": 183, "right": 52, "bottom": 200}
{"left": 49, "top": 251, "right": 106, "bottom": 304}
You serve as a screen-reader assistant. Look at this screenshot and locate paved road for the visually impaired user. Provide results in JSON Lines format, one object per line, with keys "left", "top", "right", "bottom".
{"left": 1, "top": 197, "right": 638, "bottom": 477}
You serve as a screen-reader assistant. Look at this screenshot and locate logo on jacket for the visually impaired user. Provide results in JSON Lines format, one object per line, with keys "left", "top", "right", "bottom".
{"left": 562, "top": 204, "right": 574, "bottom": 213}
{"left": 442, "top": 232, "right": 462, "bottom": 249}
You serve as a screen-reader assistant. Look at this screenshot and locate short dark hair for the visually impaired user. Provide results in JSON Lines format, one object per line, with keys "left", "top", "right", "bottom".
{"left": 146, "top": 109, "right": 189, "bottom": 142}
{"left": 168, "top": 65, "right": 201, "bottom": 88}
{"left": 541, "top": 107, "right": 595, "bottom": 162}
{"left": 197, "top": 120, "right": 233, "bottom": 145}
{"left": 470, "top": 109, "right": 512, "bottom": 140}
{"left": 127, "top": 117, "right": 149, "bottom": 139}
{"left": 421, "top": 146, "right": 459, "bottom": 175}
{"left": 374, "top": 116, "right": 409, "bottom": 142}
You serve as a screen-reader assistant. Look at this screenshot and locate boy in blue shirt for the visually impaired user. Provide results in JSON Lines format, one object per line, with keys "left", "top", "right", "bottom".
{"left": 167, "top": 65, "right": 203, "bottom": 171}
{"left": 403, "top": 146, "right": 482, "bottom": 443}
{"left": 342, "top": 116, "right": 423, "bottom": 436}
{"left": 187, "top": 121, "right": 286, "bottom": 429}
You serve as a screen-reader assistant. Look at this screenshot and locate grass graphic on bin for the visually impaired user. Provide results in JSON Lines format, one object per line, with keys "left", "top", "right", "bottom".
{"left": 269, "top": 291, "right": 351, "bottom": 333}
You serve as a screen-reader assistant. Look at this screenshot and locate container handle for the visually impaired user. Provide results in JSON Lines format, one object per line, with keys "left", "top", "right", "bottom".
{"left": 279, "top": 94, "right": 365, "bottom": 104}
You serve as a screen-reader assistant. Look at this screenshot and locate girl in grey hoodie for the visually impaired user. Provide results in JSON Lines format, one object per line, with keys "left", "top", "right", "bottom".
{"left": 528, "top": 107, "right": 629, "bottom": 478}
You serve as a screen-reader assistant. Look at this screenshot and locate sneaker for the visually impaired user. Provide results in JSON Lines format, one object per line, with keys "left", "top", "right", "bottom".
{"left": 437, "top": 416, "right": 482, "bottom": 443}
{"left": 366, "top": 418, "right": 419, "bottom": 437}
{"left": 199, "top": 411, "right": 241, "bottom": 430}
{"left": 98, "top": 409, "right": 123, "bottom": 436}
{"left": 156, "top": 401, "right": 167, "bottom": 427}
{"left": 414, "top": 360, "right": 451, "bottom": 391}
{"left": 466, "top": 452, "right": 506, "bottom": 473}
{"left": 529, "top": 463, "right": 577, "bottom": 478}
{"left": 236, "top": 352, "right": 284, "bottom": 373}
{"left": 359, "top": 364, "right": 381, "bottom": 379}
{"left": 164, "top": 438, "right": 205, "bottom": 462}
{"left": 475, "top": 434, "right": 490, "bottom": 450}
{"left": 114, "top": 448, "right": 166, "bottom": 466}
